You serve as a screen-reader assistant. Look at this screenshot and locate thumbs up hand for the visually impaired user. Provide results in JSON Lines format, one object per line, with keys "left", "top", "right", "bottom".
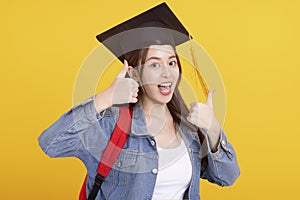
{"left": 94, "top": 60, "right": 139, "bottom": 113}
{"left": 187, "top": 89, "right": 221, "bottom": 150}
{"left": 187, "top": 90, "right": 216, "bottom": 130}
{"left": 108, "top": 60, "right": 139, "bottom": 105}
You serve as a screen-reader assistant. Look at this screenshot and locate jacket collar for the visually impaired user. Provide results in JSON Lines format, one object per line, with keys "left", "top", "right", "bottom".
{"left": 130, "top": 101, "right": 200, "bottom": 145}
{"left": 130, "top": 101, "right": 149, "bottom": 136}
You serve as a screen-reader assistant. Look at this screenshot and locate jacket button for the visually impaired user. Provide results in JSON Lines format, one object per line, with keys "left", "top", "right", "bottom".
{"left": 150, "top": 140, "right": 155, "bottom": 146}
{"left": 117, "top": 161, "right": 122, "bottom": 167}
{"left": 221, "top": 139, "right": 226, "bottom": 147}
{"left": 152, "top": 168, "right": 158, "bottom": 174}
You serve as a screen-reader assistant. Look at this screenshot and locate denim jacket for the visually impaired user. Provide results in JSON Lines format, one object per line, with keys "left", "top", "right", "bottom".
{"left": 38, "top": 96, "right": 240, "bottom": 200}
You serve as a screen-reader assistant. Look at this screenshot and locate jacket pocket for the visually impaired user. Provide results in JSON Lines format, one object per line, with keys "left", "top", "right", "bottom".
{"left": 109, "top": 149, "right": 138, "bottom": 186}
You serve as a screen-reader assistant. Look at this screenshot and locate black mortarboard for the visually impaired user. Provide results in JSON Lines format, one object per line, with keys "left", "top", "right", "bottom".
{"left": 96, "top": 2, "right": 191, "bottom": 63}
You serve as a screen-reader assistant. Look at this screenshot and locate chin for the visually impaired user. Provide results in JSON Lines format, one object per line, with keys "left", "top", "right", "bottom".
{"left": 154, "top": 93, "right": 174, "bottom": 105}
{"left": 142, "top": 86, "right": 175, "bottom": 105}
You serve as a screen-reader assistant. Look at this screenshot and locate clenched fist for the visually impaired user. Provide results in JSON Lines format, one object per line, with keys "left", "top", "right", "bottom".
{"left": 94, "top": 60, "right": 139, "bottom": 112}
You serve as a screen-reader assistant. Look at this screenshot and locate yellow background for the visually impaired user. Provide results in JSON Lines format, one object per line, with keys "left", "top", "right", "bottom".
{"left": 1, "top": 0, "right": 299, "bottom": 199}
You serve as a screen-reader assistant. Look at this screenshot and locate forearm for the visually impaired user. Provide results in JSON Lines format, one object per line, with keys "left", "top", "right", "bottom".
{"left": 94, "top": 89, "right": 113, "bottom": 113}
{"left": 201, "top": 130, "right": 240, "bottom": 186}
{"left": 207, "top": 116, "right": 221, "bottom": 152}
{"left": 38, "top": 95, "right": 106, "bottom": 157}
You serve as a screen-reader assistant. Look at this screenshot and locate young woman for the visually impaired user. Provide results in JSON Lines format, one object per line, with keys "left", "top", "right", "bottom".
{"left": 38, "top": 3, "right": 239, "bottom": 200}
{"left": 39, "top": 43, "right": 239, "bottom": 199}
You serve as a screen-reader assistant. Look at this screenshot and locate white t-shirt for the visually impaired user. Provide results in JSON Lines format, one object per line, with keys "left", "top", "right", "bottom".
{"left": 152, "top": 139, "right": 193, "bottom": 200}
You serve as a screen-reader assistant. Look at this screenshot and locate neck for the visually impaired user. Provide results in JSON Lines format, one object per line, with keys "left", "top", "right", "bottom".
{"left": 140, "top": 99, "right": 175, "bottom": 136}
{"left": 144, "top": 103, "right": 167, "bottom": 116}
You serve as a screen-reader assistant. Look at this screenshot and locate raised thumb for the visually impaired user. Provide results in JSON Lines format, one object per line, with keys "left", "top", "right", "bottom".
{"left": 117, "top": 59, "right": 129, "bottom": 78}
{"left": 206, "top": 89, "right": 216, "bottom": 108}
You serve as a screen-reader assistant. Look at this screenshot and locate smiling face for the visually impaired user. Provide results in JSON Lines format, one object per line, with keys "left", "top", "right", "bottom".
{"left": 137, "top": 45, "right": 180, "bottom": 106}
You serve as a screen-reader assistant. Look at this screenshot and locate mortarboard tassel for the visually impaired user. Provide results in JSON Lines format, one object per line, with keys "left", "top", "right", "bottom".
{"left": 189, "top": 37, "right": 209, "bottom": 97}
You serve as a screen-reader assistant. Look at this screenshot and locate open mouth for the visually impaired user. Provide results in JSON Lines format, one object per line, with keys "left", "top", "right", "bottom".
{"left": 158, "top": 82, "right": 172, "bottom": 95}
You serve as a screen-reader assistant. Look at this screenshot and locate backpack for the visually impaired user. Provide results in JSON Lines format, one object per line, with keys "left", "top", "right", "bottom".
{"left": 79, "top": 106, "right": 133, "bottom": 200}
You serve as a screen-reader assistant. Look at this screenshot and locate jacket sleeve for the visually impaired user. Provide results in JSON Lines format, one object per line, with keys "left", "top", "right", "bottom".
{"left": 38, "top": 96, "right": 109, "bottom": 158}
{"left": 200, "top": 129, "right": 240, "bottom": 186}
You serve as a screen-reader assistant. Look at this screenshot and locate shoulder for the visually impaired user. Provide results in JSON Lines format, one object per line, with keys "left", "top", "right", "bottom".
{"left": 96, "top": 106, "right": 121, "bottom": 131}
{"left": 78, "top": 106, "right": 121, "bottom": 156}
{"left": 102, "top": 106, "right": 120, "bottom": 119}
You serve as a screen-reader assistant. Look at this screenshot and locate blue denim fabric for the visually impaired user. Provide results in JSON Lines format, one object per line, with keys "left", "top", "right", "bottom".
{"left": 38, "top": 96, "right": 240, "bottom": 200}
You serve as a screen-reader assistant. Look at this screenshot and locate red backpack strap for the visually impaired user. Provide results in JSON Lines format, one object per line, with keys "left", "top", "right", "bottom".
{"left": 79, "top": 106, "right": 133, "bottom": 200}
{"left": 79, "top": 175, "right": 88, "bottom": 200}
{"left": 97, "top": 106, "right": 133, "bottom": 176}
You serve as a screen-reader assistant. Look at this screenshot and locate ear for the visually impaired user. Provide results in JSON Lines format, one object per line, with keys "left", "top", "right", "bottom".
{"left": 127, "top": 66, "right": 140, "bottom": 82}
{"left": 127, "top": 66, "right": 134, "bottom": 78}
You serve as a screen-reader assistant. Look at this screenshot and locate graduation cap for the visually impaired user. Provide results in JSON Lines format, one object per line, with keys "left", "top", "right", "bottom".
{"left": 96, "top": 2, "right": 191, "bottom": 63}
{"left": 96, "top": 2, "right": 209, "bottom": 96}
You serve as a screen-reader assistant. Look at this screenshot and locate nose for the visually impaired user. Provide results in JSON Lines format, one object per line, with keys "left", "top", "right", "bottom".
{"left": 161, "top": 64, "right": 170, "bottom": 78}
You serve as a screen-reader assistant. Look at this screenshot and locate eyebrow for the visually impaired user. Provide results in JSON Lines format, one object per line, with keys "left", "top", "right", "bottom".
{"left": 145, "top": 55, "right": 176, "bottom": 62}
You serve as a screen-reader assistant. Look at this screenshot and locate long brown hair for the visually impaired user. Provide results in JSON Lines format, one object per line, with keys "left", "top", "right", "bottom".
{"left": 124, "top": 46, "right": 208, "bottom": 173}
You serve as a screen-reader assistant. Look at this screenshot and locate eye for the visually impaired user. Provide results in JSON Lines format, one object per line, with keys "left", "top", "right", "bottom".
{"left": 169, "top": 60, "right": 177, "bottom": 66}
{"left": 150, "top": 63, "right": 160, "bottom": 68}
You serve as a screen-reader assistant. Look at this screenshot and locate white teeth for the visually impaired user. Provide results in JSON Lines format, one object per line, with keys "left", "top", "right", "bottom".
{"left": 159, "top": 82, "right": 172, "bottom": 87}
